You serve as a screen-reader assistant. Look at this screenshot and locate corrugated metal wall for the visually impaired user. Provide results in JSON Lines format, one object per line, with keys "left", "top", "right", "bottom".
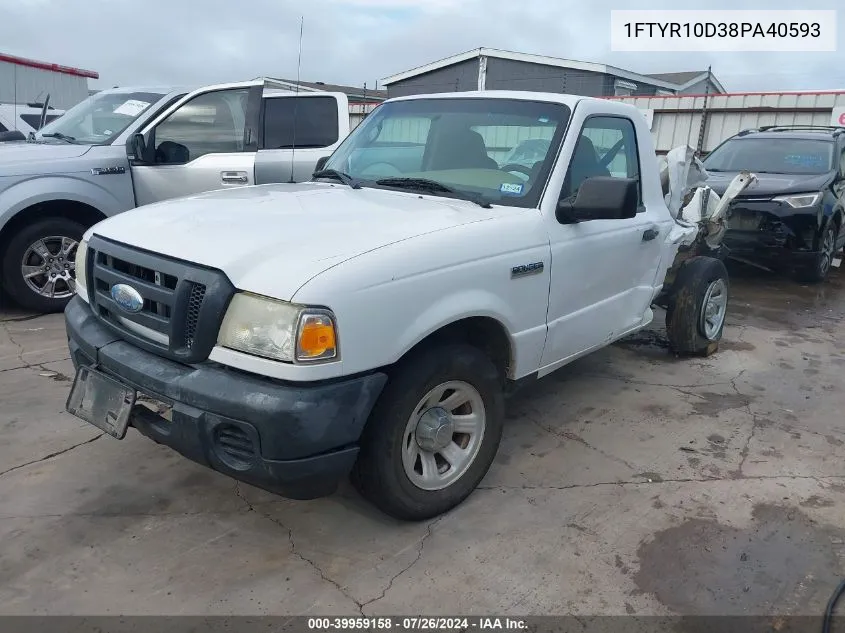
{"left": 0, "top": 60, "right": 91, "bottom": 108}
{"left": 612, "top": 92, "right": 845, "bottom": 154}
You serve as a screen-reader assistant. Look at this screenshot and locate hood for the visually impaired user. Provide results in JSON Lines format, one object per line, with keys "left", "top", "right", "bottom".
{"left": 89, "top": 183, "right": 512, "bottom": 300}
{"left": 0, "top": 141, "right": 93, "bottom": 176}
{"left": 705, "top": 171, "right": 833, "bottom": 197}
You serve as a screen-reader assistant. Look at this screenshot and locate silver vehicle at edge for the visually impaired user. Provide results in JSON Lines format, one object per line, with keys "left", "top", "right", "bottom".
{"left": 0, "top": 79, "right": 349, "bottom": 312}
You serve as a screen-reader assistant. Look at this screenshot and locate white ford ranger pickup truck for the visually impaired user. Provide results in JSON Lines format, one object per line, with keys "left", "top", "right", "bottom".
{"left": 63, "top": 91, "right": 752, "bottom": 520}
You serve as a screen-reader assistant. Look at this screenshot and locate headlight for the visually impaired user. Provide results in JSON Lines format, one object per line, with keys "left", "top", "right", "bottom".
{"left": 217, "top": 292, "right": 338, "bottom": 363}
{"left": 74, "top": 239, "right": 88, "bottom": 296}
{"left": 773, "top": 192, "right": 823, "bottom": 208}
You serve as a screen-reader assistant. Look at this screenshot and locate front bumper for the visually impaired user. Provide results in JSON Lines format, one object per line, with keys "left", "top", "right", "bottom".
{"left": 723, "top": 200, "right": 821, "bottom": 268}
{"left": 65, "top": 295, "right": 387, "bottom": 500}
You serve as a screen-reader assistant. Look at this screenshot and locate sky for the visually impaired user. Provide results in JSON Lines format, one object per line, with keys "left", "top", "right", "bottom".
{"left": 1, "top": 0, "right": 844, "bottom": 93}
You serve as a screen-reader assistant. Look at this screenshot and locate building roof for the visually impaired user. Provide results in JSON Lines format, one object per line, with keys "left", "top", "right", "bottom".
{"left": 0, "top": 52, "right": 98, "bottom": 79}
{"left": 264, "top": 78, "right": 387, "bottom": 101}
{"left": 646, "top": 70, "right": 725, "bottom": 93}
{"left": 646, "top": 71, "right": 705, "bottom": 84}
{"left": 381, "top": 47, "right": 724, "bottom": 93}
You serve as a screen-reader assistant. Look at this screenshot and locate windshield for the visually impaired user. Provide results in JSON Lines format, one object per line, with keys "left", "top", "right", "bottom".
{"left": 322, "top": 98, "right": 571, "bottom": 208}
{"left": 703, "top": 137, "right": 835, "bottom": 175}
{"left": 36, "top": 91, "right": 165, "bottom": 145}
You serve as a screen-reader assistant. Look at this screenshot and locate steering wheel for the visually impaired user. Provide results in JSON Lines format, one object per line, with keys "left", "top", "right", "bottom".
{"left": 500, "top": 163, "right": 533, "bottom": 178}
{"left": 360, "top": 162, "right": 403, "bottom": 178}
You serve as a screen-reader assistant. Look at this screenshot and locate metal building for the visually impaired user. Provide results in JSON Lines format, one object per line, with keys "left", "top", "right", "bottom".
{"left": 0, "top": 52, "right": 98, "bottom": 109}
{"left": 608, "top": 90, "right": 845, "bottom": 155}
{"left": 381, "top": 48, "right": 725, "bottom": 99}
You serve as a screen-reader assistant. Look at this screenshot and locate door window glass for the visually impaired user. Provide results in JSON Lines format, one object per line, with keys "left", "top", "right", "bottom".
{"left": 154, "top": 89, "right": 249, "bottom": 164}
{"left": 263, "top": 96, "right": 339, "bottom": 149}
{"left": 561, "top": 116, "right": 640, "bottom": 203}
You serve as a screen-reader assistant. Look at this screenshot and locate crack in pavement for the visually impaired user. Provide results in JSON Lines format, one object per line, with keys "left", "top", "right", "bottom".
{"left": 728, "top": 369, "right": 756, "bottom": 479}
{"left": 234, "top": 482, "right": 443, "bottom": 614}
{"left": 478, "top": 472, "right": 845, "bottom": 492}
{"left": 0, "top": 433, "right": 103, "bottom": 478}
{"left": 0, "top": 509, "right": 245, "bottom": 520}
{"left": 360, "top": 515, "right": 444, "bottom": 611}
{"left": 582, "top": 372, "right": 733, "bottom": 391}
{"left": 1, "top": 321, "right": 70, "bottom": 377}
{"left": 234, "top": 481, "right": 367, "bottom": 615}
{"left": 523, "top": 409, "right": 638, "bottom": 472}
{"left": 0, "top": 357, "right": 72, "bottom": 374}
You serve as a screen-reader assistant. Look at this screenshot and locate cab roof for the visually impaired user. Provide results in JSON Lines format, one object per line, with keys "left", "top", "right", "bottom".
{"left": 385, "top": 90, "right": 591, "bottom": 109}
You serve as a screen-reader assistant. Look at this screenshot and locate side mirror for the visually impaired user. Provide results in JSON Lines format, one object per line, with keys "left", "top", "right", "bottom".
{"left": 126, "top": 133, "right": 151, "bottom": 164}
{"left": 556, "top": 177, "right": 639, "bottom": 224}
{"left": 314, "top": 156, "right": 330, "bottom": 173}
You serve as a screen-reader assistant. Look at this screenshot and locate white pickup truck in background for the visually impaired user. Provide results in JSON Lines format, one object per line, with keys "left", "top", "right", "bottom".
{"left": 63, "top": 90, "right": 754, "bottom": 521}
{"left": 0, "top": 79, "right": 349, "bottom": 312}
{"left": 0, "top": 102, "right": 65, "bottom": 141}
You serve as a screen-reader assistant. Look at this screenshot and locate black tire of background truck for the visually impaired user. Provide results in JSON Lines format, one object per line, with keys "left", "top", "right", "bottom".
{"left": 1, "top": 217, "right": 86, "bottom": 313}
{"left": 794, "top": 223, "right": 837, "bottom": 284}
{"left": 666, "top": 256, "right": 729, "bottom": 357}
{"left": 351, "top": 343, "right": 505, "bottom": 521}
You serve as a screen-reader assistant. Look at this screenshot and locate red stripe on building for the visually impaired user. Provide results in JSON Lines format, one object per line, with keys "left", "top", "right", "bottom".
{"left": 605, "top": 89, "right": 845, "bottom": 100}
{"left": 0, "top": 52, "right": 99, "bottom": 79}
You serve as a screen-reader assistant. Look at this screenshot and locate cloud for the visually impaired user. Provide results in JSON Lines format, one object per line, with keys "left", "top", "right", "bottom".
{"left": 0, "top": 0, "right": 843, "bottom": 93}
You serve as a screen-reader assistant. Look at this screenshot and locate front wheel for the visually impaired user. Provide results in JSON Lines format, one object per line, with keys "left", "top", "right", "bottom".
{"left": 794, "top": 223, "right": 836, "bottom": 283}
{"left": 1, "top": 218, "right": 86, "bottom": 313}
{"left": 666, "top": 256, "right": 729, "bottom": 357}
{"left": 352, "top": 344, "right": 504, "bottom": 521}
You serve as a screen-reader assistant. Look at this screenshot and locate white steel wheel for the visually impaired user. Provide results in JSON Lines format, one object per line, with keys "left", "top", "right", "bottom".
{"left": 401, "top": 380, "right": 486, "bottom": 491}
{"left": 699, "top": 278, "right": 728, "bottom": 341}
{"left": 352, "top": 343, "right": 505, "bottom": 521}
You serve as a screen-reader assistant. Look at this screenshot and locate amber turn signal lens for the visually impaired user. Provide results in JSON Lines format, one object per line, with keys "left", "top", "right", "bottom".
{"left": 296, "top": 314, "right": 337, "bottom": 360}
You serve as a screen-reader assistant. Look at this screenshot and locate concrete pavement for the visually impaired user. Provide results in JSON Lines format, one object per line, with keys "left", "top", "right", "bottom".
{"left": 2, "top": 263, "right": 845, "bottom": 616}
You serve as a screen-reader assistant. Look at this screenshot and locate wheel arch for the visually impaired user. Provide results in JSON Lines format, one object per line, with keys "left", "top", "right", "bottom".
{"left": 0, "top": 199, "right": 106, "bottom": 252}
{"left": 394, "top": 315, "right": 514, "bottom": 383}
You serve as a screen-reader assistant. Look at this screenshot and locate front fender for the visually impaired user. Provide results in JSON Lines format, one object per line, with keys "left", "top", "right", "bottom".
{"left": 0, "top": 174, "right": 130, "bottom": 231}
{"left": 393, "top": 290, "right": 517, "bottom": 366}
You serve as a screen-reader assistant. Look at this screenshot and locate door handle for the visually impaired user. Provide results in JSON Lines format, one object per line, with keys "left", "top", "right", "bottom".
{"left": 221, "top": 171, "right": 248, "bottom": 184}
{"left": 642, "top": 227, "right": 659, "bottom": 242}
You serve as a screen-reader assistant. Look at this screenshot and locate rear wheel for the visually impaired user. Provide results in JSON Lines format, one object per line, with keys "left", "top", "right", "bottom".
{"left": 666, "top": 256, "right": 729, "bottom": 357}
{"left": 1, "top": 218, "right": 85, "bottom": 313}
{"left": 352, "top": 344, "right": 504, "bottom": 521}
{"left": 794, "top": 223, "right": 836, "bottom": 283}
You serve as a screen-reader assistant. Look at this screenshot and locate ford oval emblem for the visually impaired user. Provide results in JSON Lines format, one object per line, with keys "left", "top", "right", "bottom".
{"left": 110, "top": 284, "right": 144, "bottom": 313}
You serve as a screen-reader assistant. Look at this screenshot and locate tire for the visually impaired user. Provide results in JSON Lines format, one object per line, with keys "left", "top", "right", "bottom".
{"left": 352, "top": 343, "right": 505, "bottom": 521}
{"left": 794, "top": 223, "right": 837, "bottom": 283}
{"left": 666, "top": 256, "right": 729, "bottom": 357}
{"left": 1, "top": 217, "right": 86, "bottom": 313}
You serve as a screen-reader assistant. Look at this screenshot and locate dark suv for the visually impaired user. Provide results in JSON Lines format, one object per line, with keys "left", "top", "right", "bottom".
{"left": 701, "top": 126, "right": 845, "bottom": 282}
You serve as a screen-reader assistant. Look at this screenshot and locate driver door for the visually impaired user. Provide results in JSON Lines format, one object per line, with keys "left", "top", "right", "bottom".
{"left": 131, "top": 84, "right": 262, "bottom": 206}
{"left": 540, "top": 115, "right": 669, "bottom": 373}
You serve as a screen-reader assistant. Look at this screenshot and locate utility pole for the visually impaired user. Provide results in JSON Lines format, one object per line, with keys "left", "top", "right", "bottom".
{"left": 695, "top": 65, "right": 712, "bottom": 156}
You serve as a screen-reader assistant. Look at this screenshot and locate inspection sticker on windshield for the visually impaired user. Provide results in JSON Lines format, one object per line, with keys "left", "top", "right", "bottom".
{"left": 500, "top": 183, "right": 524, "bottom": 195}
{"left": 113, "top": 100, "right": 150, "bottom": 117}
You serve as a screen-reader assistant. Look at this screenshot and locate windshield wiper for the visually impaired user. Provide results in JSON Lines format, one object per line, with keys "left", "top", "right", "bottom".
{"left": 312, "top": 169, "right": 361, "bottom": 189}
{"left": 40, "top": 132, "right": 76, "bottom": 144}
{"left": 375, "top": 177, "right": 492, "bottom": 208}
